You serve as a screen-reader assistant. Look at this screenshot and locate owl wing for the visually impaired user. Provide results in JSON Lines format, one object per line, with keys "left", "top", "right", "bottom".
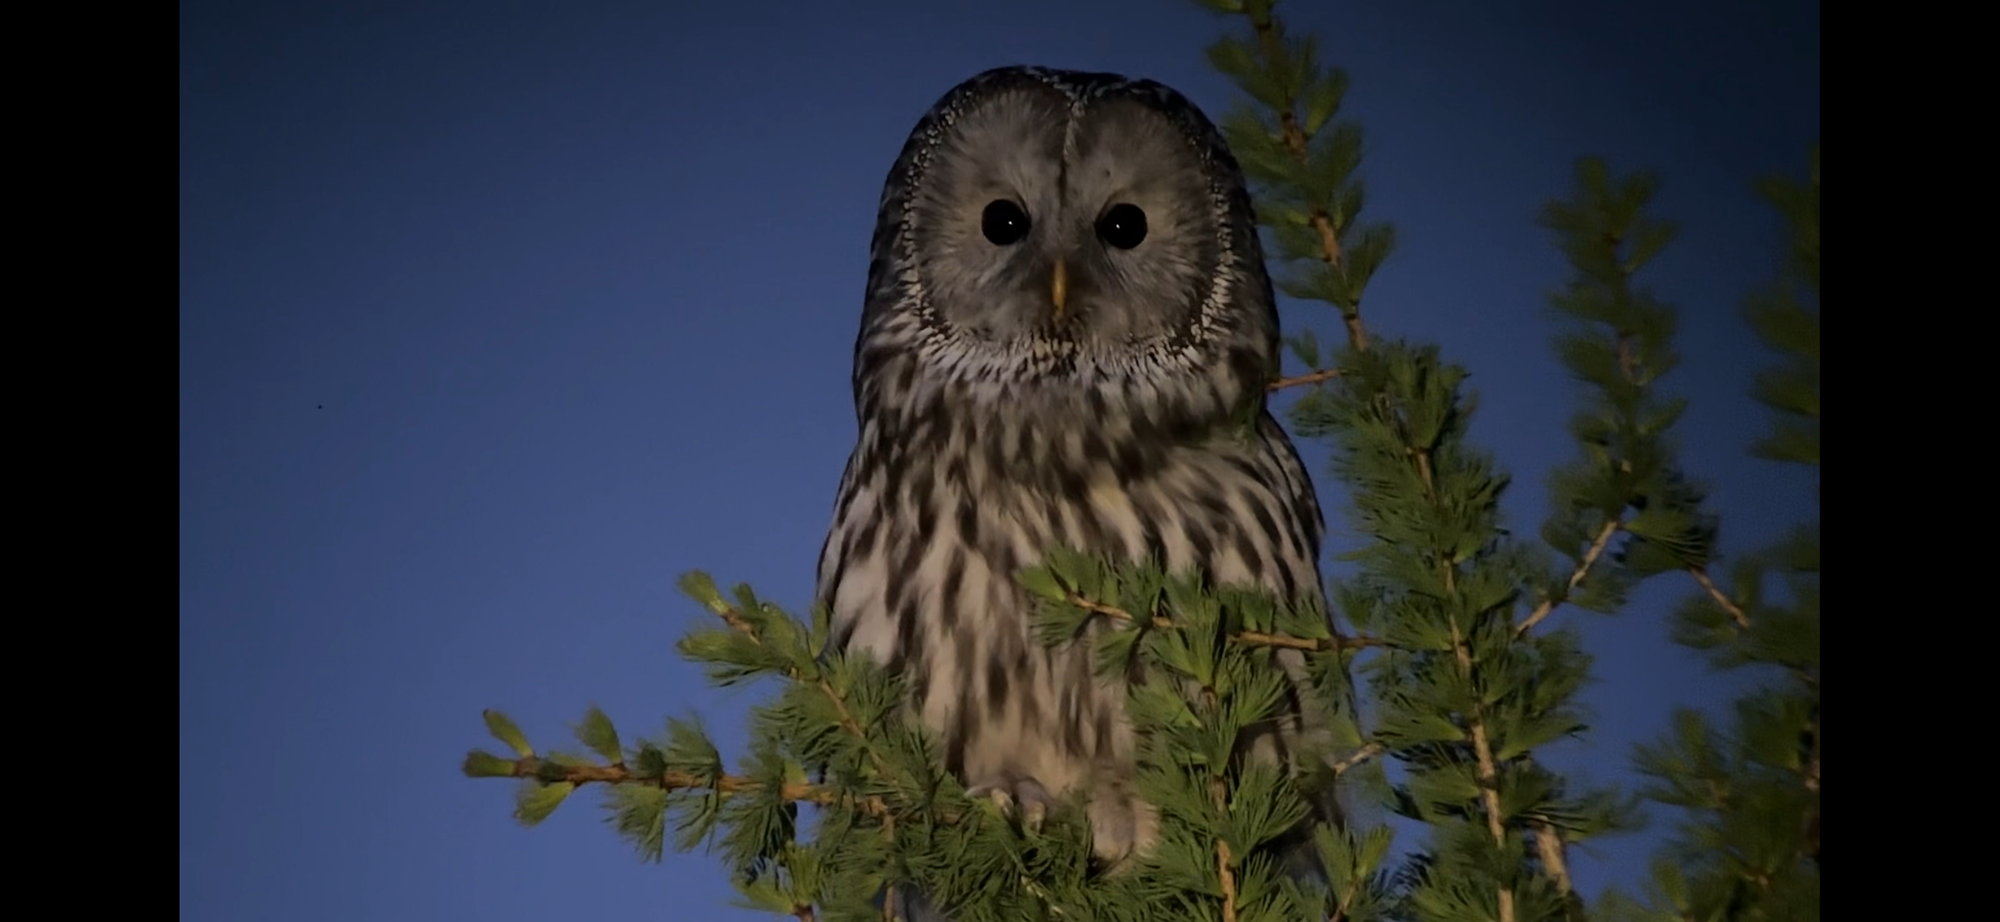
{"left": 1250, "top": 409, "right": 1347, "bottom": 809}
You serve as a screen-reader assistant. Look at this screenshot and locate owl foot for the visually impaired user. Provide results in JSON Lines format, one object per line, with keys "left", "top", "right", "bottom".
{"left": 966, "top": 775, "right": 1056, "bottom": 832}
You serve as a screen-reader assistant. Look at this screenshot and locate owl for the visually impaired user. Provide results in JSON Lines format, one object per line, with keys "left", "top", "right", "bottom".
{"left": 816, "top": 65, "right": 1330, "bottom": 890}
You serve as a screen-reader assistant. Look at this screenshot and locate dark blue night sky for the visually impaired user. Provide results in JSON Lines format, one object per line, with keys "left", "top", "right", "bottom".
{"left": 180, "top": 2, "right": 1818, "bottom": 918}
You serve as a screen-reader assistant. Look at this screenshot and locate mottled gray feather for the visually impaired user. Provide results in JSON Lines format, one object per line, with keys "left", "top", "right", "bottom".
{"left": 816, "top": 66, "right": 1331, "bottom": 909}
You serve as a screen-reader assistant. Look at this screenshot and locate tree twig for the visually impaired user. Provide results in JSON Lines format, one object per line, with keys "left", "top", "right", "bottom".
{"left": 1515, "top": 516, "right": 1622, "bottom": 637}
{"left": 1688, "top": 566, "right": 1752, "bottom": 629}
{"left": 1452, "top": 622, "right": 1517, "bottom": 922}
{"left": 1533, "top": 820, "right": 1575, "bottom": 901}
{"left": 1217, "top": 837, "right": 1239, "bottom": 922}
{"left": 709, "top": 599, "right": 878, "bottom": 745}
{"left": 1237, "top": 1, "right": 1368, "bottom": 353}
{"left": 1330, "top": 741, "right": 1385, "bottom": 776}
{"left": 499, "top": 755, "right": 891, "bottom": 817}
{"left": 1063, "top": 593, "right": 1389, "bottom": 653}
{"left": 1330, "top": 863, "right": 1366, "bottom": 922}
{"left": 707, "top": 596, "right": 910, "bottom": 898}
{"left": 1688, "top": 564, "right": 1752, "bottom": 628}
{"left": 1269, "top": 368, "right": 1341, "bottom": 391}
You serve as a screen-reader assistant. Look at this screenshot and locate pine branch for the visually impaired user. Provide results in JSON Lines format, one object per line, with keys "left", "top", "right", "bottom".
{"left": 1309, "top": 331, "right": 1627, "bottom": 921}
{"left": 1388, "top": 389, "right": 1522, "bottom": 921}
{"left": 1450, "top": 609, "right": 1518, "bottom": 922}
{"left": 1329, "top": 742, "right": 1385, "bottom": 777}
{"left": 1687, "top": 565, "right": 1751, "bottom": 630}
{"left": 1064, "top": 592, "right": 1388, "bottom": 653}
{"left": 1537, "top": 159, "right": 1714, "bottom": 632}
{"left": 474, "top": 751, "right": 902, "bottom": 825}
{"left": 1269, "top": 367, "right": 1342, "bottom": 391}
{"left": 1204, "top": 0, "right": 1389, "bottom": 360}
{"left": 1234, "top": 1, "right": 1365, "bottom": 351}
{"left": 1217, "top": 836, "right": 1240, "bottom": 922}
{"left": 696, "top": 587, "right": 882, "bottom": 751}
{"left": 685, "top": 579, "right": 915, "bottom": 875}
{"left": 1515, "top": 517, "right": 1621, "bottom": 637}
{"left": 1533, "top": 821, "right": 1575, "bottom": 903}
{"left": 1611, "top": 145, "right": 1819, "bottom": 922}
{"left": 1195, "top": 22, "right": 1397, "bottom": 915}
{"left": 1330, "top": 866, "right": 1366, "bottom": 922}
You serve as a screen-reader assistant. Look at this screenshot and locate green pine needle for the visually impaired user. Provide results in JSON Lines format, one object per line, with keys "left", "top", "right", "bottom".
{"left": 482, "top": 709, "right": 534, "bottom": 758}
{"left": 513, "top": 780, "right": 572, "bottom": 827}
{"left": 573, "top": 706, "right": 622, "bottom": 763}
{"left": 461, "top": 749, "right": 518, "bottom": 779}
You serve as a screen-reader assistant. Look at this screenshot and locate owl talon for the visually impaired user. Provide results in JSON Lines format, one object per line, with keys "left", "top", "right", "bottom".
{"left": 967, "top": 776, "right": 1055, "bottom": 832}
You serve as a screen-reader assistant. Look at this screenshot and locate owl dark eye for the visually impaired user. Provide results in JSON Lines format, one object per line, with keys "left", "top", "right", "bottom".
{"left": 1096, "top": 203, "right": 1147, "bottom": 249}
{"left": 981, "top": 200, "right": 1031, "bottom": 245}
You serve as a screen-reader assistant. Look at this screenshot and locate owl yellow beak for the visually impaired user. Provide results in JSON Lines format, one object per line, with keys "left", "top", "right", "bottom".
{"left": 1050, "top": 259, "right": 1069, "bottom": 319}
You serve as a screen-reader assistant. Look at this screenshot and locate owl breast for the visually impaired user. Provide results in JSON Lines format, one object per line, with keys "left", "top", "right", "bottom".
{"left": 816, "top": 372, "right": 1323, "bottom": 859}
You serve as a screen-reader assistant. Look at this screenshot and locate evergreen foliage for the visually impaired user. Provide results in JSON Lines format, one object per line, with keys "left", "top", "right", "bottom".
{"left": 1596, "top": 147, "right": 1820, "bottom": 922}
{"left": 461, "top": 4, "right": 1817, "bottom": 919}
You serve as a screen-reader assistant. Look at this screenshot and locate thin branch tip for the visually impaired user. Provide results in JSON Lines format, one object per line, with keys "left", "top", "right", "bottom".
{"left": 1516, "top": 517, "right": 1622, "bottom": 636}
{"left": 1269, "top": 368, "right": 1342, "bottom": 391}
{"left": 1689, "top": 566, "right": 1752, "bottom": 629}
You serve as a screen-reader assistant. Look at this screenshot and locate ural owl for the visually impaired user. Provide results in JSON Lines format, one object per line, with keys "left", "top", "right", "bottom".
{"left": 817, "top": 65, "right": 1330, "bottom": 898}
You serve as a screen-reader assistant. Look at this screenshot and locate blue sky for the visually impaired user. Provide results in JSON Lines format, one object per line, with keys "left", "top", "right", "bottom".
{"left": 179, "top": 2, "right": 1818, "bottom": 918}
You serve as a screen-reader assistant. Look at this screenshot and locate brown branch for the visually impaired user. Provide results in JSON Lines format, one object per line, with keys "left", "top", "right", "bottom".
{"left": 702, "top": 596, "right": 912, "bottom": 895}
{"left": 1340, "top": 307, "right": 1369, "bottom": 353}
{"left": 710, "top": 599, "right": 878, "bottom": 745}
{"left": 1330, "top": 867, "right": 1365, "bottom": 922}
{"left": 1238, "top": 2, "right": 1369, "bottom": 353}
{"left": 1239, "top": 628, "right": 1377, "bottom": 653}
{"left": 1688, "top": 566, "right": 1752, "bottom": 629}
{"left": 500, "top": 755, "right": 891, "bottom": 817}
{"left": 1534, "top": 821, "right": 1575, "bottom": 900}
{"left": 1394, "top": 408, "right": 1520, "bottom": 916}
{"left": 1064, "top": 593, "right": 1389, "bottom": 653}
{"left": 1269, "top": 367, "right": 1341, "bottom": 391}
{"left": 1517, "top": 513, "right": 1596, "bottom": 908}
{"left": 1452, "top": 652, "right": 1504, "bottom": 836}
{"left": 1402, "top": 396, "right": 1517, "bottom": 921}
{"left": 1516, "top": 517, "right": 1622, "bottom": 637}
{"left": 1507, "top": 324, "right": 1625, "bottom": 640}
{"left": 1192, "top": 685, "right": 1239, "bottom": 921}
{"left": 1066, "top": 593, "right": 1161, "bottom": 624}
{"left": 1217, "top": 837, "right": 1240, "bottom": 922}
{"left": 710, "top": 602, "right": 758, "bottom": 636}
{"left": 1451, "top": 618, "right": 1517, "bottom": 922}
{"left": 794, "top": 907, "right": 816, "bottom": 922}
{"left": 1401, "top": 419, "right": 1438, "bottom": 500}
{"left": 1331, "top": 741, "right": 1385, "bottom": 777}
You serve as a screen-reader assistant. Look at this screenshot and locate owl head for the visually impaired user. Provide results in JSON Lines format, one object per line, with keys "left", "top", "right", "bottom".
{"left": 855, "top": 67, "right": 1279, "bottom": 437}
